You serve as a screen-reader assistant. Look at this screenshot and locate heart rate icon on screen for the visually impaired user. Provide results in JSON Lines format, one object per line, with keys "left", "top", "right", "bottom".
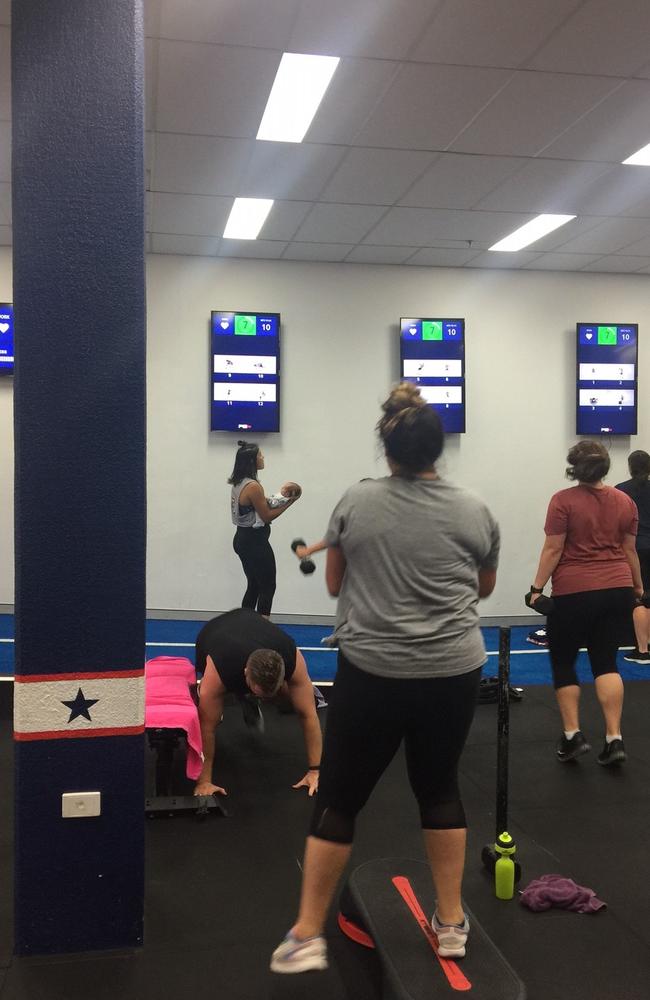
{"left": 0, "top": 324, "right": 8, "bottom": 333}
{"left": 220, "top": 320, "right": 229, "bottom": 329}
{"left": 585, "top": 333, "right": 593, "bottom": 339}
{"left": 409, "top": 326, "right": 417, "bottom": 335}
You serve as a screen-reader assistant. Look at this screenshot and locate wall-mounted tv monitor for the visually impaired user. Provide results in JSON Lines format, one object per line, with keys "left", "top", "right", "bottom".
{"left": 576, "top": 323, "right": 638, "bottom": 436}
{"left": 211, "top": 311, "right": 280, "bottom": 433}
{"left": 400, "top": 317, "right": 465, "bottom": 433}
{"left": 0, "top": 303, "right": 14, "bottom": 375}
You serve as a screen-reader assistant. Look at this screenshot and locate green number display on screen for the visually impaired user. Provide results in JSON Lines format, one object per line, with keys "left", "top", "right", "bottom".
{"left": 235, "top": 314, "right": 257, "bottom": 335}
{"left": 422, "top": 321, "right": 443, "bottom": 341}
{"left": 597, "top": 325, "right": 617, "bottom": 345}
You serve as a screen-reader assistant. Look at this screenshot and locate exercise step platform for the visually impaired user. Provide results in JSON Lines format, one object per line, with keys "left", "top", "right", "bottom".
{"left": 145, "top": 793, "right": 228, "bottom": 819}
{"left": 339, "top": 858, "right": 526, "bottom": 1000}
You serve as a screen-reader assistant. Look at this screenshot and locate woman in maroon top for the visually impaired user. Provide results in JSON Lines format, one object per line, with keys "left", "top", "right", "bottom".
{"left": 530, "top": 440, "right": 643, "bottom": 766}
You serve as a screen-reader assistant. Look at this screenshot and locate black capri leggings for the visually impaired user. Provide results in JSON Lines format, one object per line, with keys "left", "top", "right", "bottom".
{"left": 232, "top": 525, "right": 276, "bottom": 617}
{"left": 310, "top": 651, "right": 482, "bottom": 845}
{"left": 546, "top": 587, "right": 634, "bottom": 689}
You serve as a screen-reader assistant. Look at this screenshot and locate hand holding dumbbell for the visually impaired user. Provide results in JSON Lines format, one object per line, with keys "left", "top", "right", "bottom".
{"left": 291, "top": 538, "right": 316, "bottom": 575}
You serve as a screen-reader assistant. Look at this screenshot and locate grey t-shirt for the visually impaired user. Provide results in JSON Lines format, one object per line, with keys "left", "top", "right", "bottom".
{"left": 325, "top": 476, "right": 500, "bottom": 679}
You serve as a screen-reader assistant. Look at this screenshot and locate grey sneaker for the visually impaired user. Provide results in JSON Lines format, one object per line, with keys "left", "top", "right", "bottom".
{"left": 556, "top": 731, "right": 591, "bottom": 762}
{"left": 432, "top": 912, "right": 469, "bottom": 958}
{"left": 597, "top": 739, "right": 626, "bottom": 766}
{"left": 270, "top": 931, "right": 328, "bottom": 974}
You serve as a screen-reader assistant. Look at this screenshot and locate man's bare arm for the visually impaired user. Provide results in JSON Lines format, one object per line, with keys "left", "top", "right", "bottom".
{"left": 287, "top": 651, "right": 322, "bottom": 796}
{"left": 194, "top": 656, "right": 228, "bottom": 796}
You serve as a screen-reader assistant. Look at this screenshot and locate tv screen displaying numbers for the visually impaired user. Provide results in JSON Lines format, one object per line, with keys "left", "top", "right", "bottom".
{"left": 211, "top": 311, "right": 280, "bottom": 433}
{"left": 400, "top": 318, "right": 465, "bottom": 433}
{"left": 576, "top": 323, "right": 637, "bottom": 435}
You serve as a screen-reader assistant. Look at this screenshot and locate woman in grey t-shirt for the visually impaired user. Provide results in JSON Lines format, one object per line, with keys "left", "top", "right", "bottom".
{"left": 272, "top": 383, "right": 500, "bottom": 974}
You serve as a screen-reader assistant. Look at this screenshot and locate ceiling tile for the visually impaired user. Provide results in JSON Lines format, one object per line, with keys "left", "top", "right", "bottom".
{"left": 345, "top": 245, "right": 418, "bottom": 264}
{"left": 412, "top": 0, "right": 582, "bottom": 69}
{"left": 144, "top": 0, "right": 161, "bottom": 37}
{"left": 580, "top": 255, "right": 650, "bottom": 273}
{"left": 153, "top": 134, "right": 252, "bottom": 196}
{"left": 400, "top": 153, "right": 523, "bottom": 209}
{"left": 550, "top": 216, "right": 650, "bottom": 254}
{"left": 451, "top": 71, "right": 620, "bottom": 157}
{"left": 289, "top": 0, "right": 439, "bottom": 59}
{"left": 540, "top": 80, "right": 650, "bottom": 162}
{"left": 240, "top": 143, "right": 346, "bottom": 200}
{"left": 407, "top": 247, "right": 480, "bottom": 267}
{"left": 570, "top": 165, "right": 650, "bottom": 216}
{"left": 475, "top": 159, "right": 611, "bottom": 213}
{"left": 159, "top": 0, "right": 300, "bottom": 49}
{"left": 364, "top": 207, "right": 532, "bottom": 246}
{"left": 156, "top": 40, "right": 280, "bottom": 137}
{"left": 305, "top": 58, "right": 401, "bottom": 145}
{"left": 259, "top": 202, "right": 312, "bottom": 242}
{"left": 355, "top": 63, "right": 511, "bottom": 150}
{"left": 0, "top": 121, "right": 10, "bottom": 183}
{"left": 151, "top": 233, "right": 220, "bottom": 255}
{"left": 151, "top": 192, "right": 233, "bottom": 237}
{"left": 521, "top": 252, "right": 605, "bottom": 271}
{"left": 463, "top": 250, "right": 542, "bottom": 268}
{"left": 294, "top": 204, "right": 386, "bottom": 243}
{"left": 616, "top": 235, "right": 650, "bottom": 256}
{"left": 321, "top": 148, "right": 436, "bottom": 205}
{"left": 219, "top": 239, "right": 288, "bottom": 259}
{"left": 528, "top": 0, "right": 650, "bottom": 77}
{"left": 283, "top": 243, "right": 353, "bottom": 262}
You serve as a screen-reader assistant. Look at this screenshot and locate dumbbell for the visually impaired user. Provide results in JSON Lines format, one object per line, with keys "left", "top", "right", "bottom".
{"left": 291, "top": 538, "right": 316, "bottom": 575}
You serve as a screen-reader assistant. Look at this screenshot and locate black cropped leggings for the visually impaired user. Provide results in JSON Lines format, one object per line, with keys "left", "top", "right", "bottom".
{"left": 232, "top": 525, "right": 276, "bottom": 616}
{"left": 310, "top": 651, "right": 481, "bottom": 845}
{"left": 546, "top": 587, "right": 634, "bottom": 688}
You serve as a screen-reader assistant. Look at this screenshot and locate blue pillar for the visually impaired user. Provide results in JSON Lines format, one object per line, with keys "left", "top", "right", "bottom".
{"left": 12, "top": 0, "right": 146, "bottom": 954}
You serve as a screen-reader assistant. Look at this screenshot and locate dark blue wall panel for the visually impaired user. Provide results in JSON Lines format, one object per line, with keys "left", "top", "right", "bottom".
{"left": 12, "top": 0, "right": 146, "bottom": 954}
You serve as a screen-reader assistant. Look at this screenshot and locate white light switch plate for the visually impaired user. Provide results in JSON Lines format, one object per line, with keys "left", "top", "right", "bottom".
{"left": 62, "top": 791, "right": 101, "bottom": 818}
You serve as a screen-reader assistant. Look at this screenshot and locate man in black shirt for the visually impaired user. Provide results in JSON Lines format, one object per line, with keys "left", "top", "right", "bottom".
{"left": 193, "top": 609, "right": 322, "bottom": 797}
{"left": 617, "top": 450, "right": 650, "bottom": 663}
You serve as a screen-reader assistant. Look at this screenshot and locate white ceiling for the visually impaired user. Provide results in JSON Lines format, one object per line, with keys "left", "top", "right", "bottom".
{"left": 4, "top": 0, "right": 650, "bottom": 272}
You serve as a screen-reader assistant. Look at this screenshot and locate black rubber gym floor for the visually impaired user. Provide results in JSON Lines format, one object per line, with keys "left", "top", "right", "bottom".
{"left": 1, "top": 677, "right": 650, "bottom": 999}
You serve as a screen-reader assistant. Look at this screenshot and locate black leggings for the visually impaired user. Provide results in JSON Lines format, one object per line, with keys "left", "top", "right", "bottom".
{"left": 547, "top": 587, "right": 634, "bottom": 688}
{"left": 232, "top": 525, "right": 276, "bottom": 617}
{"left": 310, "top": 651, "right": 481, "bottom": 844}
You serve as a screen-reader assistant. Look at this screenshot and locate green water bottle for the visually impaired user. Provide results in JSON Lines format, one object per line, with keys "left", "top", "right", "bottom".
{"left": 494, "top": 831, "right": 516, "bottom": 900}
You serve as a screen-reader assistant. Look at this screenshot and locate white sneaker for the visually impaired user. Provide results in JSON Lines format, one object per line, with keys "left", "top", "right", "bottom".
{"left": 270, "top": 931, "right": 328, "bottom": 974}
{"left": 432, "top": 912, "right": 470, "bottom": 958}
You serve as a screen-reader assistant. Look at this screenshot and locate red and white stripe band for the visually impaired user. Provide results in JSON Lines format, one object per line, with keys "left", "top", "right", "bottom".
{"left": 14, "top": 670, "right": 145, "bottom": 741}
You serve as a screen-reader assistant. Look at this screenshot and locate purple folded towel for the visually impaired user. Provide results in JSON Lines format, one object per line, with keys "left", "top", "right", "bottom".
{"left": 520, "top": 874, "right": 606, "bottom": 913}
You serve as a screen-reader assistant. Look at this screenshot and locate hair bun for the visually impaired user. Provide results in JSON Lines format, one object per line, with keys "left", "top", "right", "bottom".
{"left": 237, "top": 439, "right": 247, "bottom": 447}
{"left": 381, "top": 381, "right": 426, "bottom": 417}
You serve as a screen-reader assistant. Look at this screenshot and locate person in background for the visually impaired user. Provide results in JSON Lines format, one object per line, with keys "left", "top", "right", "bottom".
{"left": 193, "top": 608, "right": 322, "bottom": 798}
{"left": 616, "top": 450, "right": 650, "bottom": 664}
{"left": 529, "top": 441, "right": 643, "bottom": 767}
{"left": 271, "top": 383, "right": 499, "bottom": 974}
{"left": 229, "top": 440, "right": 300, "bottom": 617}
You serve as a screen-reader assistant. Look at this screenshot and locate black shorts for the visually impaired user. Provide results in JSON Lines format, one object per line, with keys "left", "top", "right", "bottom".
{"left": 547, "top": 587, "right": 634, "bottom": 688}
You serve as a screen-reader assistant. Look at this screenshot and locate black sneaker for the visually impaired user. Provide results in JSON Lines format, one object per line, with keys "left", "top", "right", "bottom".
{"left": 556, "top": 731, "right": 591, "bottom": 762}
{"left": 597, "top": 739, "right": 626, "bottom": 766}
{"left": 623, "top": 649, "right": 650, "bottom": 664}
{"left": 527, "top": 627, "right": 548, "bottom": 647}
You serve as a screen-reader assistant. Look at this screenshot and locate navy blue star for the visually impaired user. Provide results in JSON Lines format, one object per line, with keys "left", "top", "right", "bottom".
{"left": 61, "top": 688, "right": 99, "bottom": 723}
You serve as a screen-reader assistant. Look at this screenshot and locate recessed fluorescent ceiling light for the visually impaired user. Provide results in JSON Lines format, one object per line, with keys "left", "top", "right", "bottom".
{"left": 223, "top": 198, "right": 274, "bottom": 240}
{"left": 489, "top": 214, "right": 576, "bottom": 252}
{"left": 622, "top": 142, "right": 650, "bottom": 165}
{"left": 257, "top": 52, "right": 340, "bottom": 143}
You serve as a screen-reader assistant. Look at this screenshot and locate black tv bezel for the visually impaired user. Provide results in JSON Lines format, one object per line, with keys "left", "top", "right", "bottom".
{"left": 399, "top": 316, "right": 466, "bottom": 434}
{"left": 575, "top": 322, "right": 638, "bottom": 437}
{"left": 210, "top": 309, "right": 281, "bottom": 434}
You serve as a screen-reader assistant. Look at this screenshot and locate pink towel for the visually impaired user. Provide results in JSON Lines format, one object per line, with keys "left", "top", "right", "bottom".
{"left": 145, "top": 656, "right": 203, "bottom": 781}
{"left": 520, "top": 874, "right": 606, "bottom": 913}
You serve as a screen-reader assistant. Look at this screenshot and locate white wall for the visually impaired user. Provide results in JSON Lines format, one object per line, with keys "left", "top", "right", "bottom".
{"left": 1, "top": 245, "right": 649, "bottom": 617}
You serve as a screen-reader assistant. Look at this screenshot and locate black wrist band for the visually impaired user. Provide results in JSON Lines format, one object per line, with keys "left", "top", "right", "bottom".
{"left": 530, "top": 585, "right": 544, "bottom": 594}
{"left": 308, "top": 765, "right": 320, "bottom": 771}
